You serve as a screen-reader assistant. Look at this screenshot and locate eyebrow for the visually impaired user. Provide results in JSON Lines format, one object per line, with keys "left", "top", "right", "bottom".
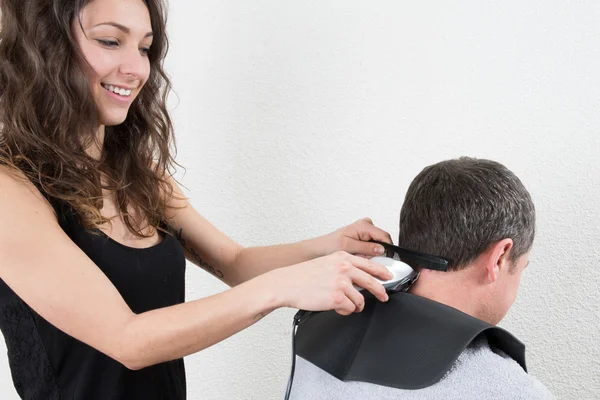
{"left": 93, "top": 22, "right": 153, "bottom": 38}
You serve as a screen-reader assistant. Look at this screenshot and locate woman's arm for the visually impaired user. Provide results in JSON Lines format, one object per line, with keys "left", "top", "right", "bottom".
{"left": 0, "top": 170, "right": 278, "bottom": 369}
{"left": 231, "top": 218, "right": 393, "bottom": 284}
{"left": 164, "top": 176, "right": 393, "bottom": 286}
{"left": 0, "top": 169, "right": 391, "bottom": 370}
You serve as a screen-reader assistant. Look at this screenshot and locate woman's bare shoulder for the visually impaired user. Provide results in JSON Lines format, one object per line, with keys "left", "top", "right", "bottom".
{"left": 0, "top": 165, "right": 56, "bottom": 218}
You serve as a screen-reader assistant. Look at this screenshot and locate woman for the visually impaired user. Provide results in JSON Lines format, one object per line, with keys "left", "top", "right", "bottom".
{"left": 0, "top": 0, "right": 393, "bottom": 398}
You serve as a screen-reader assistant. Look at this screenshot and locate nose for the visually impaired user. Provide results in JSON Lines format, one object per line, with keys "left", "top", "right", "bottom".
{"left": 119, "top": 46, "right": 149, "bottom": 82}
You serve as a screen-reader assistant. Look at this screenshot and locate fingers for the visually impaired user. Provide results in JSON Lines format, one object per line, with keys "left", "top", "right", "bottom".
{"left": 349, "top": 254, "right": 393, "bottom": 282}
{"left": 359, "top": 217, "right": 393, "bottom": 245}
{"left": 344, "top": 239, "right": 387, "bottom": 257}
{"left": 349, "top": 266, "right": 388, "bottom": 303}
{"left": 342, "top": 280, "right": 366, "bottom": 313}
{"left": 331, "top": 285, "right": 359, "bottom": 316}
{"left": 293, "top": 252, "right": 391, "bottom": 316}
{"left": 343, "top": 218, "right": 393, "bottom": 257}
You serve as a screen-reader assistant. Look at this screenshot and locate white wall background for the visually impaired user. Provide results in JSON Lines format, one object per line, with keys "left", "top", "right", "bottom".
{"left": 1, "top": 0, "right": 599, "bottom": 399}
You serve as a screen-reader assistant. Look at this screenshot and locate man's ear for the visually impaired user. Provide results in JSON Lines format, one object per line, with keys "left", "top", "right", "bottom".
{"left": 485, "top": 239, "right": 514, "bottom": 283}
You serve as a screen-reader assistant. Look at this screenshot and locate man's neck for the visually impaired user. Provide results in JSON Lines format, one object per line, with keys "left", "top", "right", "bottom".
{"left": 409, "top": 268, "right": 483, "bottom": 322}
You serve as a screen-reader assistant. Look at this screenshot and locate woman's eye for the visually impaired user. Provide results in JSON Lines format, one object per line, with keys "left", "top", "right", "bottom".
{"left": 97, "top": 39, "right": 119, "bottom": 48}
{"left": 140, "top": 47, "right": 151, "bottom": 56}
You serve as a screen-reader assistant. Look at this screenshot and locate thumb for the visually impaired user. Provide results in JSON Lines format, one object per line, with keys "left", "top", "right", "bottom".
{"left": 345, "top": 238, "right": 385, "bottom": 257}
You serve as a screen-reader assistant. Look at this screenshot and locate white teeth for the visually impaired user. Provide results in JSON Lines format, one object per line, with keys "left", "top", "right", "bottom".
{"left": 102, "top": 83, "right": 132, "bottom": 97}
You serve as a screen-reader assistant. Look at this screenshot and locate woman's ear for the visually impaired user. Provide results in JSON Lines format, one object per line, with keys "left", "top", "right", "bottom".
{"left": 485, "top": 238, "right": 513, "bottom": 283}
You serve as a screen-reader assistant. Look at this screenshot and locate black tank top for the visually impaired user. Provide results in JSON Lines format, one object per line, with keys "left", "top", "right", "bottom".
{"left": 0, "top": 197, "right": 187, "bottom": 399}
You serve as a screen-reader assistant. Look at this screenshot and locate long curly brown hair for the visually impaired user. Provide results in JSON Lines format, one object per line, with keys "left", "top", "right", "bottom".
{"left": 0, "top": 0, "right": 182, "bottom": 237}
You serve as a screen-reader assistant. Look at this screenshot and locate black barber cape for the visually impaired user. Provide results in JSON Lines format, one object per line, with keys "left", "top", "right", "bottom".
{"left": 295, "top": 292, "right": 527, "bottom": 390}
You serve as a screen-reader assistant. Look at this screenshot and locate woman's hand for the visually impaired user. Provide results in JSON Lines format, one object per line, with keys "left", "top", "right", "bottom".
{"left": 317, "top": 218, "right": 393, "bottom": 258}
{"left": 264, "top": 251, "right": 393, "bottom": 316}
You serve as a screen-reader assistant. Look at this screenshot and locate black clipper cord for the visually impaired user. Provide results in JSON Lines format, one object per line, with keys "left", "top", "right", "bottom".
{"left": 284, "top": 310, "right": 312, "bottom": 400}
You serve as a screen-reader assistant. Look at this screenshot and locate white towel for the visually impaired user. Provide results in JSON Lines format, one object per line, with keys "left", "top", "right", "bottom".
{"left": 290, "top": 338, "right": 553, "bottom": 400}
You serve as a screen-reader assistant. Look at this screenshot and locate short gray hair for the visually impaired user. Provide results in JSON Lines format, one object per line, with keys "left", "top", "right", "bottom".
{"left": 398, "top": 157, "right": 535, "bottom": 270}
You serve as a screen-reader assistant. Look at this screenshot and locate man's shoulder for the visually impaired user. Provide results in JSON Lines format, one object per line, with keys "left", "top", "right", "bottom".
{"left": 443, "top": 338, "right": 553, "bottom": 399}
{"left": 292, "top": 339, "right": 553, "bottom": 400}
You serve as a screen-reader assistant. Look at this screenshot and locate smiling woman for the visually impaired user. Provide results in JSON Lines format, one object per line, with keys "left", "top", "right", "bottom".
{"left": 0, "top": 0, "right": 174, "bottom": 237}
{"left": 74, "top": 0, "right": 154, "bottom": 127}
{"left": 0, "top": 0, "right": 396, "bottom": 399}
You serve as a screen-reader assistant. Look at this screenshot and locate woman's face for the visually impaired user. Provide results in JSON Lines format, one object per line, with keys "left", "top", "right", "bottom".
{"left": 72, "top": 0, "right": 153, "bottom": 127}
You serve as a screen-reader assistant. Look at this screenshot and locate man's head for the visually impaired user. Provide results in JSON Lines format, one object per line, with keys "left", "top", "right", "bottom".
{"left": 400, "top": 157, "right": 535, "bottom": 325}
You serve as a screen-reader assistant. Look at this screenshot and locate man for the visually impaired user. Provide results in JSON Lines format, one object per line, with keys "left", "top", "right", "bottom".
{"left": 290, "top": 157, "right": 553, "bottom": 399}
